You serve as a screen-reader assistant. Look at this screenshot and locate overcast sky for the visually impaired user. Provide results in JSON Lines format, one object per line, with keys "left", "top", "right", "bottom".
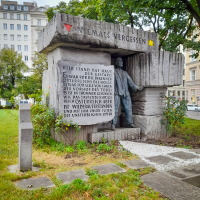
{"left": 0, "top": 0, "right": 71, "bottom": 7}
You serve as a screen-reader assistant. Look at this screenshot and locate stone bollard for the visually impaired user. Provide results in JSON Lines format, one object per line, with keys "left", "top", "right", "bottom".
{"left": 19, "top": 104, "right": 33, "bottom": 171}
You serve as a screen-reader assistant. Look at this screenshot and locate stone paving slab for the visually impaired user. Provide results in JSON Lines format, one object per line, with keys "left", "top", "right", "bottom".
{"left": 182, "top": 174, "right": 200, "bottom": 188}
{"left": 56, "top": 169, "right": 89, "bottom": 184}
{"left": 168, "top": 151, "right": 199, "bottom": 160}
{"left": 8, "top": 164, "right": 40, "bottom": 173}
{"left": 122, "top": 159, "right": 150, "bottom": 169}
{"left": 145, "top": 155, "right": 177, "bottom": 164}
{"left": 92, "top": 163, "right": 126, "bottom": 175}
{"left": 166, "top": 162, "right": 200, "bottom": 179}
{"left": 141, "top": 171, "right": 200, "bottom": 200}
{"left": 190, "top": 149, "right": 200, "bottom": 154}
{"left": 16, "top": 177, "right": 55, "bottom": 190}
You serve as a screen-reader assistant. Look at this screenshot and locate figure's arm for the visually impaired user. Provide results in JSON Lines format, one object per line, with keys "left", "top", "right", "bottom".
{"left": 126, "top": 73, "right": 143, "bottom": 91}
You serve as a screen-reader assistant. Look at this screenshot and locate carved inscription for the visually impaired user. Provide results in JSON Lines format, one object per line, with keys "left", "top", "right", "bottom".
{"left": 77, "top": 27, "right": 146, "bottom": 44}
{"left": 58, "top": 61, "right": 114, "bottom": 125}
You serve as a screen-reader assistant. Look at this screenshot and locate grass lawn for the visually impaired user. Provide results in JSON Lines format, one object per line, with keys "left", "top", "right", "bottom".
{"left": 0, "top": 109, "right": 167, "bottom": 200}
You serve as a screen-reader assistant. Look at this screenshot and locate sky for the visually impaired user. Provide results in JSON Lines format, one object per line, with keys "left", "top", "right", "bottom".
{"left": 0, "top": 0, "right": 70, "bottom": 7}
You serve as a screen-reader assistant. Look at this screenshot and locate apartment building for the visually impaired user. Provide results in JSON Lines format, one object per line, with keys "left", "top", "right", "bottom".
{"left": 185, "top": 30, "right": 200, "bottom": 105}
{"left": 0, "top": 1, "right": 48, "bottom": 71}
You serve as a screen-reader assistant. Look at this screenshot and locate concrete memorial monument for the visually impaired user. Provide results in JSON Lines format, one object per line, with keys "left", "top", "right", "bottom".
{"left": 39, "top": 13, "right": 184, "bottom": 143}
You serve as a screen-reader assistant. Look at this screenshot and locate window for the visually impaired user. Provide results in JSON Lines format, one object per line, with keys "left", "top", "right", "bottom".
{"left": 3, "top": 5, "right": 8, "bottom": 10}
{"left": 4, "top": 44, "right": 8, "bottom": 49}
{"left": 182, "top": 91, "right": 185, "bottom": 96}
{"left": 17, "top": 6, "right": 21, "bottom": 10}
{"left": 24, "top": 25, "right": 28, "bottom": 31}
{"left": 17, "top": 35, "right": 21, "bottom": 41}
{"left": 24, "top": 6, "right": 28, "bottom": 11}
{"left": 17, "top": 14, "right": 20, "bottom": 20}
{"left": 24, "top": 14, "right": 27, "bottom": 20}
{"left": 3, "top": 23, "right": 7, "bottom": 30}
{"left": 17, "top": 24, "right": 21, "bottom": 30}
{"left": 173, "top": 90, "right": 176, "bottom": 97}
{"left": 40, "top": 8, "right": 45, "bottom": 11}
{"left": 190, "top": 69, "right": 196, "bottom": 81}
{"left": 37, "top": 32, "right": 40, "bottom": 40}
{"left": 190, "top": 51, "right": 196, "bottom": 62}
{"left": 37, "top": 19, "right": 41, "bottom": 26}
{"left": 46, "top": 19, "right": 48, "bottom": 25}
{"left": 10, "top": 35, "right": 14, "bottom": 41}
{"left": 3, "top": 13, "right": 7, "bottom": 19}
{"left": 24, "top": 45, "right": 28, "bottom": 51}
{"left": 183, "top": 69, "right": 185, "bottom": 75}
{"left": 25, "top": 56, "right": 28, "bottom": 61}
{"left": 24, "top": 35, "right": 28, "bottom": 41}
{"left": 191, "top": 89, "right": 196, "bottom": 104}
{"left": 10, "top": 5, "right": 15, "bottom": 10}
{"left": 11, "top": 45, "right": 14, "bottom": 49}
{"left": 17, "top": 45, "right": 21, "bottom": 51}
{"left": 177, "top": 91, "right": 180, "bottom": 96}
{"left": 183, "top": 80, "right": 185, "bottom": 87}
{"left": 4, "top": 34, "right": 7, "bottom": 40}
{"left": 10, "top": 13, "right": 14, "bottom": 19}
{"left": 10, "top": 24, "right": 14, "bottom": 30}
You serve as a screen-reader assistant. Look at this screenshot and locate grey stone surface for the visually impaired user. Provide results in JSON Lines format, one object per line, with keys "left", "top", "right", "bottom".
{"left": 166, "top": 162, "right": 200, "bottom": 179}
{"left": 146, "top": 155, "right": 177, "bottom": 164}
{"left": 121, "top": 115, "right": 167, "bottom": 139}
{"left": 182, "top": 175, "right": 200, "bottom": 188}
{"left": 190, "top": 149, "right": 200, "bottom": 154}
{"left": 89, "top": 128, "right": 140, "bottom": 143}
{"left": 39, "top": 13, "right": 159, "bottom": 55}
{"left": 168, "top": 151, "right": 199, "bottom": 160}
{"left": 16, "top": 177, "right": 55, "bottom": 190}
{"left": 122, "top": 159, "right": 150, "bottom": 169}
{"left": 129, "top": 88, "right": 167, "bottom": 116}
{"left": 8, "top": 164, "right": 40, "bottom": 173}
{"left": 19, "top": 122, "right": 33, "bottom": 171}
{"left": 92, "top": 163, "right": 127, "bottom": 175}
{"left": 125, "top": 51, "right": 184, "bottom": 87}
{"left": 56, "top": 60, "right": 114, "bottom": 125}
{"left": 56, "top": 169, "right": 89, "bottom": 184}
{"left": 19, "top": 104, "right": 31, "bottom": 123}
{"left": 141, "top": 171, "right": 200, "bottom": 200}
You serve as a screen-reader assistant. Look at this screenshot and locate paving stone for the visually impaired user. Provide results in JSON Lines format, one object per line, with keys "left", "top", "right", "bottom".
{"left": 166, "top": 162, "right": 200, "bottom": 179}
{"left": 146, "top": 155, "right": 177, "bottom": 164}
{"left": 141, "top": 171, "right": 200, "bottom": 200}
{"left": 92, "top": 163, "right": 126, "bottom": 175}
{"left": 122, "top": 159, "right": 150, "bottom": 169}
{"left": 168, "top": 151, "right": 199, "bottom": 160}
{"left": 182, "top": 175, "right": 200, "bottom": 188}
{"left": 190, "top": 149, "right": 200, "bottom": 154}
{"left": 8, "top": 164, "right": 40, "bottom": 173}
{"left": 16, "top": 177, "right": 55, "bottom": 190}
{"left": 56, "top": 169, "right": 89, "bottom": 184}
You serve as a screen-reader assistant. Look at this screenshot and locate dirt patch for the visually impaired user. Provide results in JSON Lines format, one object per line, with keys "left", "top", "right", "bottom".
{"left": 137, "top": 134, "right": 200, "bottom": 149}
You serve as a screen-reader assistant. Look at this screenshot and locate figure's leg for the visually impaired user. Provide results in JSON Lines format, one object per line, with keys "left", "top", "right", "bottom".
{"left": 121, "top": 95, "right": 133, "bottom": 125}
{"left": 111, "top": 94, "right": 120, "bottom": 128}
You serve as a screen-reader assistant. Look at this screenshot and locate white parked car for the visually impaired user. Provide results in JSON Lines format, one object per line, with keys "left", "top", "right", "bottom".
{"left": 187, "top": 104, "right": 198, "bottom": 111}
{"left": 195, "top": 107, "right": 200, "bottom": 111}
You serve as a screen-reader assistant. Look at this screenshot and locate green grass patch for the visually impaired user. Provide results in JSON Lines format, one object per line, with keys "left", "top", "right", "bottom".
{"left": 0, "top": 109, "right": 167, "bottom": 200}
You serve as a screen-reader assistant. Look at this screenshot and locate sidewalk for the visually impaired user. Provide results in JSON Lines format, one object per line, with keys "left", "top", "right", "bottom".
{"left": 186, "top": 111, "right": 200, "bottom": 120}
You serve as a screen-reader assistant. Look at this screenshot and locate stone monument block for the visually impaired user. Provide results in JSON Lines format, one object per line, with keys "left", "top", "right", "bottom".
{"left": 19, "top": 103, "right": 31, "bottom": 123}
{"left": 19, "top": 123, "right": 33, "bottom": 171}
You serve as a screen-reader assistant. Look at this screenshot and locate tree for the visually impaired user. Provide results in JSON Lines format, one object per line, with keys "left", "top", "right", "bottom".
{"left": 0, "top": 48, "right": 28, "bottom": 99}
{"left": 18, "top": 52, "right": 48, "bottom": 99}
{"left": 46, "top": 0, "right": 199, "bottom": 55}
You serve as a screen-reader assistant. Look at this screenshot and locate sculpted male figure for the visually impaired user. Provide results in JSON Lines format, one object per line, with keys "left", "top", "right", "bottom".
{"left": 111, "top": 57, "right": 143, "bottom": 130}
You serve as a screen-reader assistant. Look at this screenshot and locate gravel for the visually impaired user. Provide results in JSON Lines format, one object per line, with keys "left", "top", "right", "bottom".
{"left": 120, "top": 141, "right": 200, "bottom": 171}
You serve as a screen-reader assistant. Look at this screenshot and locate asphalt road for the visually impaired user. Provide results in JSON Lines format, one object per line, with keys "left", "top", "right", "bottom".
{"left": 186, "top": 111, "right": 200, "bottom": 120}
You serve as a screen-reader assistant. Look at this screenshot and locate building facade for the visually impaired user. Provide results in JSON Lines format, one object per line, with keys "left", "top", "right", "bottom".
{"left": 0, "top": 1, "right": 48, "bottom": 71}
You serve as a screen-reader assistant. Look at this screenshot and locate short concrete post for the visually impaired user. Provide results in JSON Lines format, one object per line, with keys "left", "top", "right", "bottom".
{"left": 19, "top": 104, "right": 33, "bottom": 171}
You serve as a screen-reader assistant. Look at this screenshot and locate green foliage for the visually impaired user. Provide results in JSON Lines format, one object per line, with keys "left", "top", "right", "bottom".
{"left": 31, "top": 103, "right": 55, "bottom": 147}
{"left": 71, "top": 178, "right": 91, "bottom": 192}
{"left": 66, "top": 145, "right": 75, "bottom": 153}
{"left": 96, "top": 143, "right": 114, "bottom": 152}
{"left": 0, "top": 47, "right": 28, "bottom": 99}
{"left": 76, "top": 140, "right": 87, "bottom": 150}
{"left": 86, "top": 168, "right": 99, "bottom": 176}
{"left": 161, "top": 91, "right": 188, "bottom": 134}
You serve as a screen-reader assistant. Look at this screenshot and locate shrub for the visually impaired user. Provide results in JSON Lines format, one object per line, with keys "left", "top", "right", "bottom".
{"left": 161, "top": 91, "right": 188, "bottom": 134}
{"left": 4, "top": 105, "right": 12, "bottom": 109}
